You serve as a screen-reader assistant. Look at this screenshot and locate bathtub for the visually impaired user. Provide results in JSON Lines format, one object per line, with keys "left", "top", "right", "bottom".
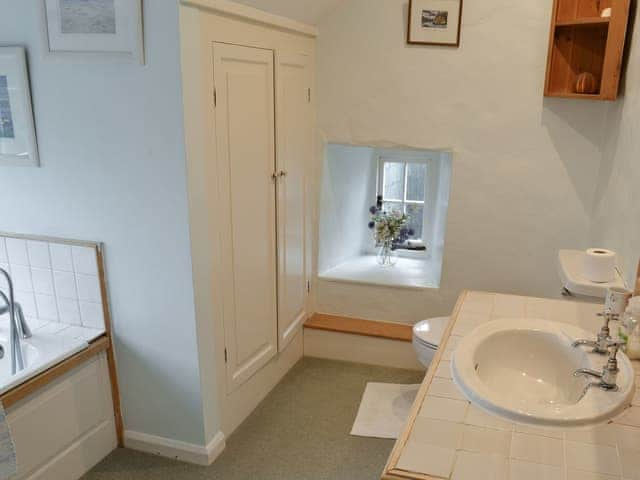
{"left": 0, "top": 332, "right": 87, "bottom": 396}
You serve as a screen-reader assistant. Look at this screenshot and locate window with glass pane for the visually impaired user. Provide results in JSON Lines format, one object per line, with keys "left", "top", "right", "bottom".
{"left": 378, "top": 158, "right": 428, "bottom": 242}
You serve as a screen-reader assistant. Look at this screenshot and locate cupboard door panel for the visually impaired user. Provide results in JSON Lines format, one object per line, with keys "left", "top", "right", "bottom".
{"left": 276, "top": 52, "right": 311, "bottom": 351}
{"left": 213, "top": 43, "right": 278, "bottom": 391}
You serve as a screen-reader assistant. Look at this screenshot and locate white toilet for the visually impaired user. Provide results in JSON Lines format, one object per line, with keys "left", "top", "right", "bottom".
{"left": 412, "top": 317, "right": 449, "bottom": 367}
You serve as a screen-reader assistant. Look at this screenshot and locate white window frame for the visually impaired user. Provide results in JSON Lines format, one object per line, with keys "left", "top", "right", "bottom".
{"left": 375, "top": 152, "right": 440, "bottom": 258}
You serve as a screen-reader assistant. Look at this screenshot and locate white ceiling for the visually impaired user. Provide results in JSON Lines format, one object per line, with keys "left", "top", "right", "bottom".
{"left": 232, "top": 0, "right": 343, "bottom": 25}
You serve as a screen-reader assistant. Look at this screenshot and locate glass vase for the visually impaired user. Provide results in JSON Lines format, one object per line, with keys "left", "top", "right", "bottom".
{"left": 377, "top": 241, "right": 398, "bottom": 267}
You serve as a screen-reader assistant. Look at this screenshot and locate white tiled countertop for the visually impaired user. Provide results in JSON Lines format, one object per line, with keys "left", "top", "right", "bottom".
{"left": 382, "top": 291, "right": 640, "bottom": 480}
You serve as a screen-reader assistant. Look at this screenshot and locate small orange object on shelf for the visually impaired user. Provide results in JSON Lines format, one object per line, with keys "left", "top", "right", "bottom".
{"left": 575, "top": 71, "right": 599, "bottom": 93}
{"left": 544, "top": 0, "right": 631, "bottom": 101}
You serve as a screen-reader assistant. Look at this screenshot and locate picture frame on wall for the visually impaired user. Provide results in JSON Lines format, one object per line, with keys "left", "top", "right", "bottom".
{"left": 42, "top": 0, "right": 144, "bottom": 64}
{"left": 0, "top": 47, "right": 39, "bottom": 167}
{"left": 407, "top": 0, "right": 463, "bottom": 47}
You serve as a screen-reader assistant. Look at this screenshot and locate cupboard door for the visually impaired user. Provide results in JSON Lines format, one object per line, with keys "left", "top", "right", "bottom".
{"left": 275, "top": 52, "right": 311, "bottom": 351}
{"left": 213, "top": 43, "right": 278, "bottom": 391}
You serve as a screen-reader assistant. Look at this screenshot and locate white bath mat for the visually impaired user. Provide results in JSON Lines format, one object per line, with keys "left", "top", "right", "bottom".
{"left": 351, "top": 383, "right": 420, "bottom": 439}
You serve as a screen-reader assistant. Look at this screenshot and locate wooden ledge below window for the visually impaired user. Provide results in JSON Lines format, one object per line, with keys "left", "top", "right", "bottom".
{"left": 304, "top": 314, "right": 413, "bottom": 343}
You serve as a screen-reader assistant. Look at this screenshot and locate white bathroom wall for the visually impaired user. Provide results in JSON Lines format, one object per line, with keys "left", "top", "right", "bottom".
{"left": 592, "top": 5, "right": 640, "bottom": 286}
{"left": 318, "top": 144, "right": 376, "bottom": 273}
{"left": 315, "top": 0, "right": 608, "bottom": 323}
{"left": 0, "top": 1, "right": 218, "bottom": 447}
{"left": 232, "top": 0, "right": 342, "bottom": 25}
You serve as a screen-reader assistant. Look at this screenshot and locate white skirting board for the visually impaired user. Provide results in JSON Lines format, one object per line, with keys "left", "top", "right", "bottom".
{"left": 124, "top": 430, "right": 226, "bottom": 466}
{"left": 303, "top": 328, "right": 424, "bottom": 371}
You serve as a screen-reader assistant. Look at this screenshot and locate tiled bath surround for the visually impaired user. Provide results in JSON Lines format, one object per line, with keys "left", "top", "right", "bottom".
{"left": 396, "top": 292, "right": 640, "bottom": 480}
{"left": 0, "top": 235, "right": 106, "bottom": 341}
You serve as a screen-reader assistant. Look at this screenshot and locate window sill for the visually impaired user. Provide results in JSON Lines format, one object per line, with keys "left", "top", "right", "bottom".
{"left": 318, "top": 255, "right": 440, "bottom": 291}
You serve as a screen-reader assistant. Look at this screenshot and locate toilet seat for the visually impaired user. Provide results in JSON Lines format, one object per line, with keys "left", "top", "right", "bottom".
{"left": 413, "top": 317, "right": 449, "bottom": 349}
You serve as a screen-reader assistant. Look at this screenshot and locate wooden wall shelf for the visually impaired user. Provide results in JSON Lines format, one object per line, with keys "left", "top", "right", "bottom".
{"left": 544, "top": 0, "right": 631, "bottom": 100}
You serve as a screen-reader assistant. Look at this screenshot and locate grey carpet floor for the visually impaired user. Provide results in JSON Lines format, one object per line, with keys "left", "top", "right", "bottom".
{"left": 82, "top": 357, "right": 423, "bottom": 480}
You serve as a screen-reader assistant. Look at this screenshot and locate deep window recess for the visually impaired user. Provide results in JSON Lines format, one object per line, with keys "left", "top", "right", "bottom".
{"left": 377, "top": 156, "right": 429, "bottom": 244}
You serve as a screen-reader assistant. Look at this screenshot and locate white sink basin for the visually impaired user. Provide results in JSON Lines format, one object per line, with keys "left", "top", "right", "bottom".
{"left": 451, "top": 318, "right": 635, "bottom": 428}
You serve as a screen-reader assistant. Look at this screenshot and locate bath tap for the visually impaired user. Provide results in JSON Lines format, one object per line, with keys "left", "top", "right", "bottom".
{"left": 0, "top": 301, "right": 31, "bottom": 339}
{"left": 0, "top": 269, "right": 26, "bottom": 375}
{"left": 572, "top": 312, "right": 617, "bottom": 354}
{"left": 574, "top": 340, "right": 626, "bottom": 393}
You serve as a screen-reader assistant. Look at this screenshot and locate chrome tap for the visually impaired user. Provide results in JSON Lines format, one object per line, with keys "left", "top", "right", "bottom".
{"left": 574, "top": 340, "right": 626, "bottom": 392}
{"left": 572, "top": 312, "right": 617, "bottom": 354}
{"left": 0, "top": 301, "right": 31, "bottom": 339}
{"left": 0, "top": 268, "right": 26, "bottom": 375}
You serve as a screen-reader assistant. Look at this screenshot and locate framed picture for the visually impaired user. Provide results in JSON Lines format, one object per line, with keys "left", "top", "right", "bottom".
{"left": 42, "top": 0, "right": 144, "bottom": 64}
{"left": 0, "top": 48, "right": 39, "bottom": 167}
{"left": 407, "top": 0, "right": 463, "bottom": 47}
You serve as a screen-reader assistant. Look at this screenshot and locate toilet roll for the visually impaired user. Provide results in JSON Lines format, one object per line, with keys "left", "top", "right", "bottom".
{"left": 583, "top": 248, "right": 617, "bottom": 283}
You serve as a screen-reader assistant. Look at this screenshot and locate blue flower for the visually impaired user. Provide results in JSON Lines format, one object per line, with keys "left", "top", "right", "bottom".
{"left": 369, "top": 206, "right": 379, "bottom": 214}
{"left": 368, "top": 221, "right": 375, "bottom": 229}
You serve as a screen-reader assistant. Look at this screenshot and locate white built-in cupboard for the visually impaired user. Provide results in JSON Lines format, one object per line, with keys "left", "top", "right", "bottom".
{"left": 179, "top": 1, "right": 316, "bottom": 437}
{"left": 212, "top": 44, "right": 312, "bottom": 391}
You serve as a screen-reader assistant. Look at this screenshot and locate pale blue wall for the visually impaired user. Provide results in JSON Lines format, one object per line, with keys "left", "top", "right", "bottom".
{"left": 0, "top": 1, "right": 216, "bottom": 445}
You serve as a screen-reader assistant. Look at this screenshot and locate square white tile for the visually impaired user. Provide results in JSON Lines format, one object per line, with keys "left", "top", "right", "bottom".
{"left": 31, "top": 268, "right": 54, "bottom": 296}
{"left": 57, "top": 298, "right": 81, "bottom": 326}
{"left": 14, "top": 291, "right": 36, "bottom": 317}
{"left": 419, "top": 396, "right": 468, "bottom": 423}
{"left": 566, "top": 470, "right": 620, "bottom": 480}
{"left": 464, "top": 405, "right": 513, "bottom": 431}
{"left": 76, "top": 274, "right": 101, "bottom": 302}
{"left": 610, "top": 423, "right": 640, "bottom": 451}
{"left": 514, "top": 423, "right": 563, "bottom": 440}
{"left": 615, "top": 407, "right": 640, "bottom": 428}
{"left": 619, "top": 448, "right": 640, "bottom": 479}
{"left": 37, "top": 322, "right": 68, "bottom": 335}
{"left": 451, "top": 451, "right": 507, "bottom": 480}
{"left": 10, "top": 265, "right": 33, "bottom": 292}
{"left": 79, "top": 301, "right": 104, "bottom": 329}
{"left": 565, "top": 440, "right": 621, "bottom": 476}
{"left": 35, "top": 294, "right": 58, "bottom": 321}
{"left": 49, "top": 244, "right": 73, "bottom": 272}
{"left": 564, "top": 423, "right": 618, "bottom": 446}
{"left": 510, "top": 432, "right": 563, "bottom": 466}
{"left": 71, "top": 246, "right": 98, "bottom": 275}
{"left": 410, "top": 417, "right": 464, "bottom": 449}
{"left": 491, "top": 295, "right": 526, "bottom": 319}
{"left": 53, "top": 271, "right": 78, "bottom": 299}
{"left": 430, "top": 378, "right": 466, "bottom": 401}
{"left": 461, "top": 424, "right": 511, "bottom": 456}
{"left": 397, "top": 441, "right": 456, "bottom": 478}
{"left": 26, "top": 241, "right": 51, "bottom": 268}
{"left": 5, "top": 238, "right": 29, "bottom": 265}
{"left": 435, "top": 361, "right": 452, "bottom": 379}
{"left": 510, "top": 459, "right": 563, "bottom": 480}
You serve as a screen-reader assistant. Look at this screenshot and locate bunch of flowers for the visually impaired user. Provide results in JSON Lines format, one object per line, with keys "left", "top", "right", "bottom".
{"left": 368, "top": 205, "right": 414, "bottom": 249}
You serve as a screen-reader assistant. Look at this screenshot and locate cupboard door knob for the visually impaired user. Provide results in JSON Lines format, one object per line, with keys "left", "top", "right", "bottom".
{"left": 279, "top": 170, "right": 287, "bottom": 178}
{"left": 271, "top": 172, "right": 278, "bottom": 181}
